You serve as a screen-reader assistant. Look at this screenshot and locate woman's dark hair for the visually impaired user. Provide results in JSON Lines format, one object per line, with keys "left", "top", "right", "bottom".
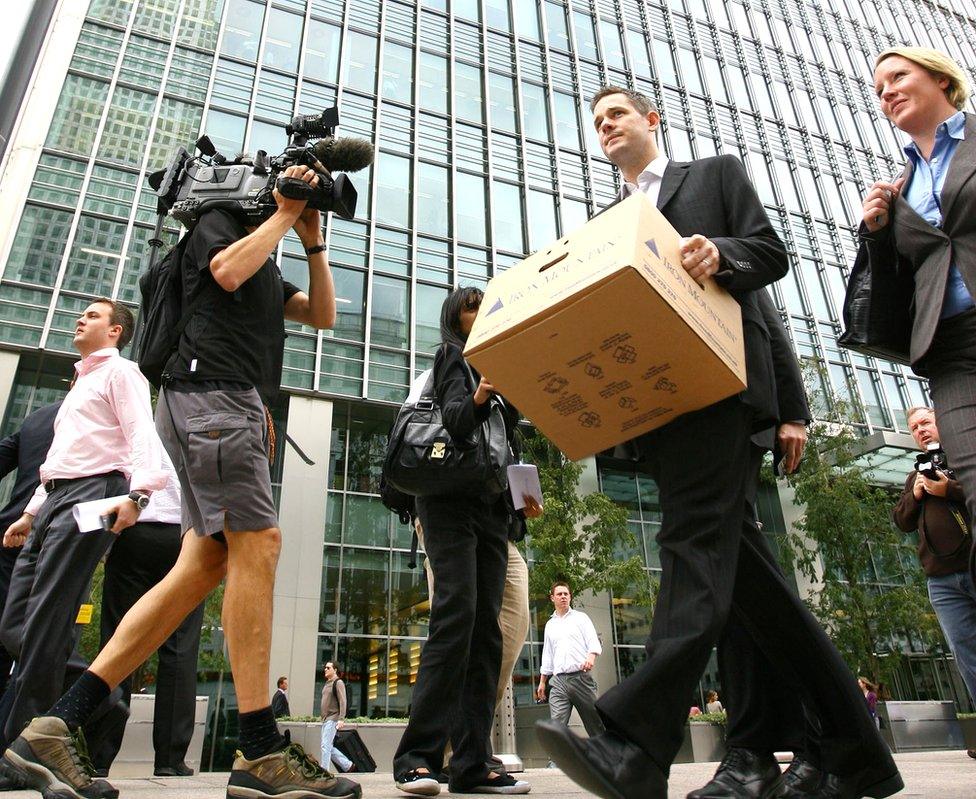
{"left": 439, "top": 285, "right": 484, "bottom": 348}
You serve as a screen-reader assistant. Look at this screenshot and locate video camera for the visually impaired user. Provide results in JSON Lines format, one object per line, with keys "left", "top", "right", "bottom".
{"left": 915, "top": 442, "right": 954, "bottom": 481}
{"left": 147, "top": 107, "right": 374, "bottom": 228}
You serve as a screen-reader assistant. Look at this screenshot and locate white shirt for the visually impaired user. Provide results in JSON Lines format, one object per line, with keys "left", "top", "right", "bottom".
{"left": 26, "top": 348, "right": 168, "bottom": 516}
{"left": 540, "top": 607, "right": 603, "bottom": 676}
{"left": 139, "top": 450, "right": 181, "bottom": 525}
{"left": 618, "top": 155, "right": 670, "bottom": 207}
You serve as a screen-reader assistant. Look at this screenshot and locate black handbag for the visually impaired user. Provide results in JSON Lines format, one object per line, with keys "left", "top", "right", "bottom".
{"left": 838, "top": 227, "right": 914, "bottom": 365}
{"left": 382, "top": 359, "right": 513, "bottom": 498}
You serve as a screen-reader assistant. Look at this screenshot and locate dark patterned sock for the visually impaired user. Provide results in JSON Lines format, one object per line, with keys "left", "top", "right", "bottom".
{"left": 48, "top": 671, "right": 111, "bottom": 731}
{"left": 239, "top": 706, "right": 286, "bottom": 760}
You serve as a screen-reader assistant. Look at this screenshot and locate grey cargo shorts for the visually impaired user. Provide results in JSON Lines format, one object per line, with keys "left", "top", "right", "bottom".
{"left": 156, "top": 387, "right": 278, "bottom": 536}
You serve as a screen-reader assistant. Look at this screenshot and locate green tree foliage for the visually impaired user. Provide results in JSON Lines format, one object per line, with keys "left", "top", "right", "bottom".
{"left": 520, "top": 430, "right": 650, "bottom": 604}
{"left": 777, "top": 371, "right": 940, "bottom": 685}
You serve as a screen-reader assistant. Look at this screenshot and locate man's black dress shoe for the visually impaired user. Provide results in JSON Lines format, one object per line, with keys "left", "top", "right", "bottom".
{"left": 686, "top": 747, "right": 782, "bottom": 798}
{"left": 154, "top": 762, "right": 194, "bottom": 777}
{"left": 766, "top": 757, "right": 821, "bottom": 797}
{"left": 782, "top": 765, "right": 903, "bottom": 799}
{"left": 535, "top": 719, "right": 667, "bottom": 799}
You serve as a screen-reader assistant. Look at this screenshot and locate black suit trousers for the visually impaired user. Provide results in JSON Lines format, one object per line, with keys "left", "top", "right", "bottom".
{"left": 718, "top": 445, "right": 810, "bottom": 756}
{"left": 596, "top": 400, "right": 886, "bottom": 777}
{"left": 90, "top": 520, "right": 204, "bottom": 771}
{"left": 393, "top": 495, "right": 508, "bottom": 787}
{"left": 0, "top": 473, "right": 125, "bottom": 747}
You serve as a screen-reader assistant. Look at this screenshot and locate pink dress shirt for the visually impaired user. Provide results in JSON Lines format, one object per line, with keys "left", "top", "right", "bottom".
{"left": 25, "top": 348, "right": 168, "bottom": 517}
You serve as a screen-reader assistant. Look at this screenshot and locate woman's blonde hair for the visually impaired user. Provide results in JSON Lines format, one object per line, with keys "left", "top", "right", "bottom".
{"left": 875, "top": 47, "right": 971, "bottom": 110}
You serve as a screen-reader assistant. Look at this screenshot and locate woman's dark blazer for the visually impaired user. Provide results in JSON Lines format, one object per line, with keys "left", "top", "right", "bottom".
{"left": 856, "top": 112, "right": 976, "bottom": 367}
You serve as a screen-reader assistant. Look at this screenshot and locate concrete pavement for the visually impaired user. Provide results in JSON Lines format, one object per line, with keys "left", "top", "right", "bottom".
{"left": 3, "top": 751, "right": 972, "bottom": 797}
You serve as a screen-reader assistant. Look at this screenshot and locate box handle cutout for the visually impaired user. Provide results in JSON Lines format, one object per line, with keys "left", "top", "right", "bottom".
{"left": 538, "top": 250, "right": 569, "bottom": 273}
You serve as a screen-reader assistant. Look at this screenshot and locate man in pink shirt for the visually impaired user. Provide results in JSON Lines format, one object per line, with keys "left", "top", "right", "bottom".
{"left": 0, "top": 298, "right": 166, "bottom": 771}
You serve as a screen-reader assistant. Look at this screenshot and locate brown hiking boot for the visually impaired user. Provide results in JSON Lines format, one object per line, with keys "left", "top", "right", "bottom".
{"left": 0, "top": 716, "right": 118, "bottom": 798}
{"left": 226, "top": 732, "right": 362, "bottom": 798}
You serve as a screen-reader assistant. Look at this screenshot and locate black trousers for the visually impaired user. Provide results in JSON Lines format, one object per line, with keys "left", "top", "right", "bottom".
{"left": 89, "top": 521, "right": 205, "bottom": 771}
{"left": 393, "top": 495, "right": 509, "bottom": 787}
{"left": 0, "top": 472, "right": 126, "bottom": 747}
{"left": 0, "top": 544, "right": 22, "bottom": 696}
{"left": 596, "top": 399, "right": 887, "bottom": 777}
{"left": 718, "top": 445, "right": 810, "bottom": 756}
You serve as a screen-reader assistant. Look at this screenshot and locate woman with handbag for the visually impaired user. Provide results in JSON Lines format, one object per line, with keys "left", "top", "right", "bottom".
{"left": 854, "top": 47, "right": 976, "bottom": 548}
{"left": 393, "top": 286, "right": 532, "bottom": 796}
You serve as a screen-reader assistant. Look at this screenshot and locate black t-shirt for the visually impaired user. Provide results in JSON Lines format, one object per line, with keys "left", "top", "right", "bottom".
{"left": 169, "top": 209, "right": 300, "bottom": 406}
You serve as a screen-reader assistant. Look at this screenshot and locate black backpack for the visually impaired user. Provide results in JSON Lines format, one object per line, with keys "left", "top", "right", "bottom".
{"left": 135, "top": 231, "right": 212, "bottom": 387}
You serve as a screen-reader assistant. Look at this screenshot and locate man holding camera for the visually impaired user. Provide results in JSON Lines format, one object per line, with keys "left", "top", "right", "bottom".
{"left": 1, "top": 165, "right": 360, "bottom": 799}
{"left": 893, "top": 407, "right": 976, "bottom": 725}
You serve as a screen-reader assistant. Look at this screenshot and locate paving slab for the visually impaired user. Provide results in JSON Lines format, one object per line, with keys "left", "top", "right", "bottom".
{"left": 3, "top": 752, "right": 972, "bottom": 798}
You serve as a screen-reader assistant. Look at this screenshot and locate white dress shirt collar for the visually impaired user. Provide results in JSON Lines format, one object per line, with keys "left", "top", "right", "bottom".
{"left": 618, "top": 155, "right": 671, "bottom": 204}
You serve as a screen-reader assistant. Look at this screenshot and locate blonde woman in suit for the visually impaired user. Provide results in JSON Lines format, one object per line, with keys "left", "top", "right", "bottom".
{"left": 862, "top": 47, "right": 976, "bottom": 553}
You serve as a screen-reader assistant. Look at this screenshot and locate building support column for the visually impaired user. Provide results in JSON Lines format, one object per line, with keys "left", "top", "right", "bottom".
{"left": 270, "top": 394, "right": 333, "bottom": 717}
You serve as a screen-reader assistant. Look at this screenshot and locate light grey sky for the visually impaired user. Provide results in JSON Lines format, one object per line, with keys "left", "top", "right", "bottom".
{"left": 0, "top": 1, "right": 36, "bottom": 91}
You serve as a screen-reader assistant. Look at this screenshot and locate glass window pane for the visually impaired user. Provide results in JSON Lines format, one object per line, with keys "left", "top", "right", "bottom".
{"left": 514, "top": 0, "right": 540, "bottom": 40}
{"left": 204, "top": 109, "right": 246, "bottom": 156}
{"left": 304, "top": 20, "right": 342, "bottom": 84}
{"left": 454, "top": 62, "right": 484, "bottom": 123}
{"left": 337, "top": 549, "right": 390, "bottom": 636}
{"left": 417, "top": 162, "right": 450, "bottom": 238}
{"left": 44, "top": 75, "right": 109, "bottom": 158}
{"left": 488, "top": 72, "right": 518, "bottom": 133}
{"left": 485, "top": 0, "right": 511, "bottom": 31}
{"left": 3, "top": 206, "right": 73, "bottom": 285}
{"left": 527, "top": 190, "right": 557, "bottom": 250}
{"left": 370, "top": 276, "right": 410, "bottom": 348}
{"left": 374, "top": 152, "right": 411, "bottom": 228}
{"left": 492, "top": 181, "right": 523, "bottom": 253}
{"left": 544, "top": 2, "right": 569, "bottom": 50}
{"left": 416, "top": 284, "right": 449, "bottom": 355}
{"left": 345, "top": 32, "right": 378, "bottom": 93}
{"left": 382, "top": 41, "right": 413, "bottom": 104}
{"left": 572, "top": 12, "right": 598, "bottom": 61}
{"left": 455, "top": 172, "right": 487, "bottom": 245}
{"left": 418, "top": 52, "right": 447, "bottom": 114}
{"left": 521, "top": 83, "right": 549, "bottom": 141}
{"left": 263, "top": 8, "right": 303, "bottom": 72}
{"left": 220, "top": 0, "right": 265, "bottom": 61}
{"left": 329, "top": 266, "right": 366, "bottom": 341}
{"left": 552, "top": 91, "right": 580, "bottom": 150}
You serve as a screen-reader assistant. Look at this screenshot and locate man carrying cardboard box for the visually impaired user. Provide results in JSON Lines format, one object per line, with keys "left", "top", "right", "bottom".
{"left": 535, "top": 87, "right": 902, "bottom": 799}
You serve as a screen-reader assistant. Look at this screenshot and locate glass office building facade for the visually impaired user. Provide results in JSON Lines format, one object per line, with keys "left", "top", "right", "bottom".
{"left": 1, "top": 0, "right": 975, "bottom": 747}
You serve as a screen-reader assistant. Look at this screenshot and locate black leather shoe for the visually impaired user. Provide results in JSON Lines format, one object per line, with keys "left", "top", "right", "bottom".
{"left": 766, "top": 757, "right": 821, "bottom": 797}
{"left": 535, "top": 719, "right": 667, "bottom": 799}
{"left": 154, "top": 762, "right": 194, "bottom": 777}
{"left": 686, "top": 747, "right": 782, "bottom": 798}
{"left": 785, "top": 766, "right": 903, "bottom": 799}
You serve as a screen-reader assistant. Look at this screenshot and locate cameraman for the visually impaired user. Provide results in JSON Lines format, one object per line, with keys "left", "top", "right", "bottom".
{"left": 1, "top": 165, "right": 361, "bottom": 799}
{"left": 893, "top": 406, "right": 975, "bottom": 722}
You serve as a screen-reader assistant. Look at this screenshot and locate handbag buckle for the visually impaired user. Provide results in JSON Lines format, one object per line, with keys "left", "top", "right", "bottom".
{"left": 430, "top": 442, "right": 446, "bottom": 459}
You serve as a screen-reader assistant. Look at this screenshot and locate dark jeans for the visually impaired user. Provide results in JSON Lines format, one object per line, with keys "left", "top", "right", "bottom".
{"left": 90, "top": 521, "right": 205, "bottom": 771}
{"left": 596, "top": 399, "right": 887, "bottom": 777}
{"left": 393, "top": 495, "right": 509, "bottom": 787}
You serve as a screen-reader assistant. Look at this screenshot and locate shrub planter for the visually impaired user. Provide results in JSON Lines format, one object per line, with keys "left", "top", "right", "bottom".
{"left": 956, "top": 715, "right": 976, "bottom": 750}
{"left": 688, "top": 720, "right": 726, "bottom": 763}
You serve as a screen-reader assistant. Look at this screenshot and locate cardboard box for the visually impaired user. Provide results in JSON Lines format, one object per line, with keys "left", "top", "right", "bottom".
{"left": 463, "top": 191, "right": 746, "bottom": 461}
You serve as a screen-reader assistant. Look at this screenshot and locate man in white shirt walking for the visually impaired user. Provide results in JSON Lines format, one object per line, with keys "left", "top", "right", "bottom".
{"left": 536, "top": 582, "right": 604, "bottom": 737}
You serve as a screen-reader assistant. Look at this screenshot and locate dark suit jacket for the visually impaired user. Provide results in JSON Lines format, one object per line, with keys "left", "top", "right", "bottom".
{"left": 604, "top": 155, "right": 789, "bottom": 445}
{"left": 271, "top": 688, "right": 290, "bottom": 718}
{"left": 856, "top": 112, "right": 976, "bottom": 367}
{"left": 0, "top": 402, "right": 62, "bottom": 532}
{"left": 753, "top": 290, "right": 811, "bottom": 454}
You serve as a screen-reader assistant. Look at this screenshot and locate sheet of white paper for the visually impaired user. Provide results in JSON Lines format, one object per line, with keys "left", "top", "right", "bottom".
{"left": 72, "top": 495, "right": 130, "bottom": 533}
{"left": 507, "top": 464, "right": 542, "bottom": 510}
{"left": 406, "top": 369, "right": 432, "bottom": 404}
